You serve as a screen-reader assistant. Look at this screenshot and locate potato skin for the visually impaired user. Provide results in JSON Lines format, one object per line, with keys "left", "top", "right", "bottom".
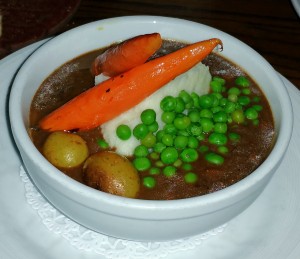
{"left": 83, "top": 151, "right": 140, "bottom": 198}
{"left": 43, "top": 131, "right": 89, "bottom": 168}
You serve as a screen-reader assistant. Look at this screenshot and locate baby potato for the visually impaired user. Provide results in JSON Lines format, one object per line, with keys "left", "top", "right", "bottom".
{"left": 83, "top": 151, "right": 140, "bottom": 198}
{"left": 43, "top": 131, "right": 89, "bottom": 168}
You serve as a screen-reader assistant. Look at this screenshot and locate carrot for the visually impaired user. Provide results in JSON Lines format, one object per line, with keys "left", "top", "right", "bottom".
{"left": 91, "top": 33, "right": 162, "bottom": 77}
{"left": 39, "top": 38, "right": 222, "bottom": 131}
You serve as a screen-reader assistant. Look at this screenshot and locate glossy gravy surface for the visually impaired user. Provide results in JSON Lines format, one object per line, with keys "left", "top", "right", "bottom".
{"left": 30, "top": 41, "right": 275, "bottom": 200}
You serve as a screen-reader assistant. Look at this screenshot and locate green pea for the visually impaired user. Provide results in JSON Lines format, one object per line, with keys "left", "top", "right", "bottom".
{"left": 161, "top": 111, "right": 176, "bottom": 124}
{"left": 174, "top": 97, "right": 185, "bottom": 113}
{"left": 191, "top": 92, "right": 200, "bottom": 108}
{"left": 231, "top": 109, "right": 245, "bottom": 124}
{"left": 199, "top": 145, "right": 209, "bottom": 153}
{"left": 219, "top": 98, "right": 228, "bottom": 106}
{"left": 199, "top": 94, "right": 213, "bottom": 109}
{"left": 177, "top": 130, "right": 190, "bottom": 137}
{"left": 160, "top": 96, "right": 176, "bottom": 112}
{"left": 245, "top": 107, "right": 259, "bottom": 120}
{"left": 163, "top": 166, "right": 177, "bottom": 177}
{"left": 210, "top": 94, "right": 220, "bottom": 107}
{"left": 173, "top": 159, "right": 183, "bottom": 167}
{"left": 143, "top": 176, "right": 156, "bottom": 188}
{"left": 184, "top": 172, "right": 198, "bottom": 184}
{"left": 153, "top": 142, "right": 166, "bottom": 153}
{"left": 228, "top": 87, "right": 241, "bottom": 96}
{"left": 150, "top": 152, "right": 160, "bottom": 160}
{"left": 188, "top": 110, "right": 201, "bottom": 122}
{"left": 196, "top": 133, "right": 206, "bottom": 141}
{"left": 235, "top": 103, "right": 243, "bottom": 110}
{"left": 188, "top": 124, "right": 202, "bottom": 136}
{"left": 252, "top": 104, "right": 263, "bottom": 112}
{"left": 160, "top": 147, "right": 179, "bottom": 164}
{"left": 188, "top": 136, "right": 199, "bottom": 148}
{"left": 218, "top": 146, "right": 229, "bottom": 154}
{"left": 164, "top": 124, "right": 177, "bottom": 135}
{"left": 149, "top": 167, "right": 161, "bottom": 175}
{"left": 97, "top": 139, "right": 109, "bottom": 149}
{"left": 199, "top": 109, "right": 213, "bottom": 118}
{"left": 229, "top": 132, "right": 241, "bottom": 142}
{"left": 228, "top": 93, "right": 238, "bottom": 103}
{"left": 141, "top": 109, "right": 156, "bottom": 125}
{"left": 182, "top": 163, "right": 193, "bottom": 171}
{"left": 174, "top": 116, "right": 191, "bottom": 130}
{"left": 213, "top": 111, "right": 227, "bottom": 123}
{"left": 200, "top": 118, "right": 214, "bottom": 132}
{"left": 148, "top": 121, "right": 159, "bottom": 133}
{"left": 179, "top": 90, "right": 192, "bottom": 104}
{"left": 133, "top": 123, "right": 149, "bottom": 140}
{"left": 224, "top": 101, "right": 236, "bottom": 113}
{"left": 156, "top": 130, "right": 165, "bottom": 142}
{"left": 242, "top": 88, "right": 251, "bottom": 95}
{"left": 238, "top": 96, "right": 251, "bottom": 106}
{"left": 212, "top": 92, "right": 223, "bottom": 100}
{"left": 141, "top": 132, "right": 156, "bottom": 148}
{"left": 116, "top": 124, "right": 131, "bottom": 140}
{"left": 214, "top": 122, "right": 227, "bottom": 133}
{"left": 212, "top": 76, "right": 226, "bottom": 85}
{"left": 235, "top": 76, "right": 250, "bottom": 87}
{"left": 162, "top": 133, "right": 174, "bottom": 146}
{"left": 210, "top": 80, "right": 223, "bottom": 93}
{"left": 208, "top": 132, "right": 228, "bottom": 146}
{"left": 205, "top": 152, "right": 224, "bottom": 165}
{"left": 133, "top": 157, "right": 151, "bottom": 171}
{"left": 174, "top": 135, "right": 188, "bottom": 149}
{"left": 134, "top": 145, "right": 149, "bottom": 157}
{"left": 155, "top": 160, "right": 164, "bottom": 167}
{"left": 180, "top": 148, "right": 199, "bottom": 163}
{"left": 211, "top": 106, "right": 223, "bottom": 114}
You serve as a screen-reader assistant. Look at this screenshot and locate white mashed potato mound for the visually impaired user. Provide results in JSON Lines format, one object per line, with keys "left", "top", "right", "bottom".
{"left": 97, "top": 63, "right": 211, "bottom": 156}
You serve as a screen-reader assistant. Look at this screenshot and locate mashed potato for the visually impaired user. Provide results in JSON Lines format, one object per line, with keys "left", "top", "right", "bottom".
{"left": 98, "top": 63, "right": 211, "bottom": 156}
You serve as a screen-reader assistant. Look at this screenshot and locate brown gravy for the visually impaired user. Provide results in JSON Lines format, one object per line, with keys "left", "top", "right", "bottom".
{"left": 29, "top": 40, "right": 275, "bottom": 200}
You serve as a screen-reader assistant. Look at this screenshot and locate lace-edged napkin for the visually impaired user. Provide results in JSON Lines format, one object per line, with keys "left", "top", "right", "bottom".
{"left": 20, "top": 166, "right": 227, "bottom": 259}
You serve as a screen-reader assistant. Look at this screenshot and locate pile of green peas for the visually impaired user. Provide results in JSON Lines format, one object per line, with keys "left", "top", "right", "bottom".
{"left": 113, "top": 75, "right": 263, "bottom": 189}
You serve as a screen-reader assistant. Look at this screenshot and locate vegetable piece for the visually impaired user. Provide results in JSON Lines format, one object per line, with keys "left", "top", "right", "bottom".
{"left": 39, "top": 38, "right": 222, "bottom": 132}
{"left": 83, "top": 151, "right": 140, "bottom": 198}
{"left": 116, "top": 124, "right": 131, "bottom": 140}
{"left": 184, "top": 172, "right": 198, "bottom": 183}
{"left": 143, "top": 176, "right": 156, "bottom": 188}
{"left": 160, "top": 147, "right": 179, "bottom": 164}
{"left": 140, "top": 109, "right": 156, "bottom": 125}
{"left": 133, "top": 157, "right": 151, "bottom": 171}
{"left": 205, "top": 152, "right": 224, "bottom": 165}
{"left": 43, "top": 131, "right": 89, "bottom": 168}
{"left": 163, "top": 165, "right": 177, "bottom": 177}
{"left": 91, "top": 33, "right": 162, "bottom": 77}
{"left": 180, "top": 148, "right": 198, "bottom": 163}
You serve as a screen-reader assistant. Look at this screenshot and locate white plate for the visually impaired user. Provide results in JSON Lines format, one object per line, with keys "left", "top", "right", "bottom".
{"left": 1, "top": 41, "right": 300, "bottom": 259}
{"left": 291, "top": 0, "right": 300, "bottom": 17}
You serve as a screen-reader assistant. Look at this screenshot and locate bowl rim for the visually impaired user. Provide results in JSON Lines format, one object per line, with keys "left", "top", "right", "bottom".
{"left": 9, "top": 15, "right": 294, "bottom": 212}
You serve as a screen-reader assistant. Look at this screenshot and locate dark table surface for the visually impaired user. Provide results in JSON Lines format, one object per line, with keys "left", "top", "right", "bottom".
{"left": 1, "top": 0, "right": 300, "bottom": 88}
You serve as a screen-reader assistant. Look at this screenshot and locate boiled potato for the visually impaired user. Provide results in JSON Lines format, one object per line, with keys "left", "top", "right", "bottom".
{"left": 43, "top": 131, "right": 89, "bottom": 168}
{"left": 83, "top": 151, "right": 140, "bottom": 198}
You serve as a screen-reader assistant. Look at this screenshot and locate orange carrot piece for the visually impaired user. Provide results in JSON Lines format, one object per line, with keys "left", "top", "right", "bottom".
{"left": 40, "top": 38, "right": 222, "bottom": 132}
{"left": 91, "top": 33, "right": 162, "bottom": 77}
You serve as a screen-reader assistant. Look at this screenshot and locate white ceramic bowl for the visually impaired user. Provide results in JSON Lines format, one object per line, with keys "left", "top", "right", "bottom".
{"left": 9, "top": 16, "right": 293, "bottom": 241}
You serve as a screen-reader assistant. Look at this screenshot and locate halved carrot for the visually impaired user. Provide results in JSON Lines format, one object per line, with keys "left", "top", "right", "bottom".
{"left": 91, "top": 33, "right": 162, "bottom": 77}
{"left": 39, "top": 38, "right": 222, "bottom": 132}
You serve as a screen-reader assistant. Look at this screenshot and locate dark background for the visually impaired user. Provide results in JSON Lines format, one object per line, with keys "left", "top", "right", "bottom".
{"left": 1, "top": 0, "right": 299, "bottom": 88}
